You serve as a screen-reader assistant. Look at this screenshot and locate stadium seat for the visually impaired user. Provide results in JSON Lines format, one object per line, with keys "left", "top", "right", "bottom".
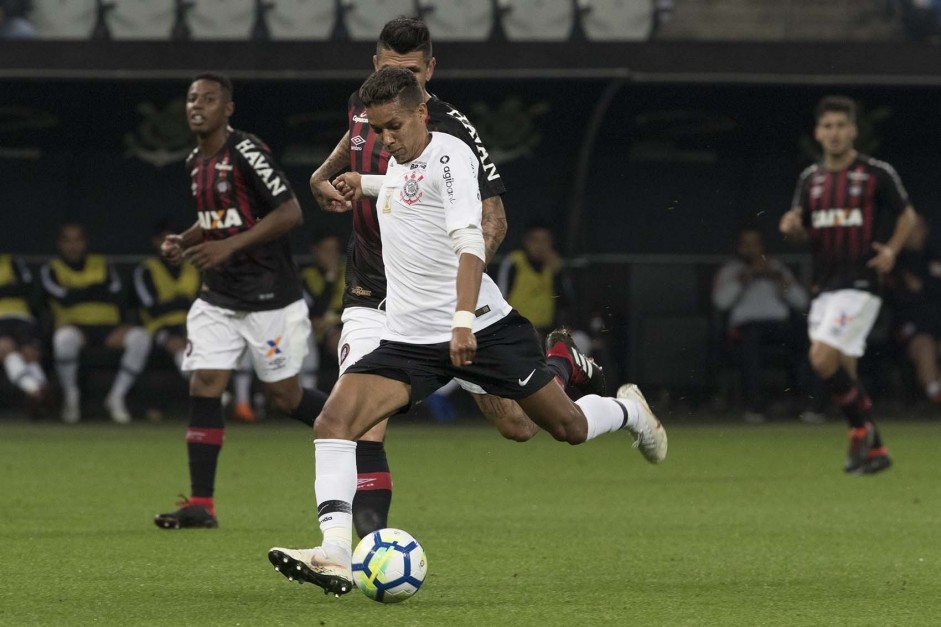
{"left": 343, "top": 0, "right": 414, "bottom": 41}
{"left": 30, "top": 0, "right": 99, "bottom": 39}
{"left": 266, "top": 0, "right": 336, "bottom": 40}
{"left": 422, "top": 1, "right": 493, "bottom": 41}
{"left": 582, "top": 0, "right": 655, "bottom": 41}
{"left": 108, "top": 0, "right": 175, "bottom": 40}
{"left": 500, "top": 0, "right": 574, "bottom": 41}
{"left": 187, "top": 0, "right": 255, "bottom": 39}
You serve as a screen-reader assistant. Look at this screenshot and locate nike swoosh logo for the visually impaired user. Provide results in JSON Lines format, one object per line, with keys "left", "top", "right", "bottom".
{"left": 518, "top": 369, "right": 536, "bottom": 386}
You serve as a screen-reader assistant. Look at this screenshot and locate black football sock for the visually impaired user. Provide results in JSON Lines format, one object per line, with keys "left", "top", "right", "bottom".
{"left": 288, "top": 388, "right": 328, "bottom": 427}
{"left": 823, "top": 368, "right": 871, "bottom": 429}
{"left": 546, "top": 356, "right": 573, "bottom": 389}
{"left": 187, "top": 396, "right": 224, "bottom": 499}
{"left": 352, "top": 440, "right": 392, "bottom": 538}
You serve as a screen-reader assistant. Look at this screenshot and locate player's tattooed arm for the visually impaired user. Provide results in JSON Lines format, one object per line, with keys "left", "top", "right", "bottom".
{"left": 481, "top": 196, "right": 508, "bottom": 263}
{"left": 310, "top": 132, "right": 352, "bottom": 213}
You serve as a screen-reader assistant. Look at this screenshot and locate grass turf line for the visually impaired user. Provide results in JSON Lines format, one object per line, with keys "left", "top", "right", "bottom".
{"left": 0, "top": 420, "right": 939, "bottom": 626}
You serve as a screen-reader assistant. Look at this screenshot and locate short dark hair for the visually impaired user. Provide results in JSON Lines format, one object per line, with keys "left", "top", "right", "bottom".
{"left": 377, "top": 16, "right": 432, "bottom": 60}
{"left": 359, "top": 66, "right": 424, "bottom": 109}
{"left": 815, "top": 95, "right": 856, "bottom": 123}
{"left": 191, "top": 72, "right": 233, "bottom": 101}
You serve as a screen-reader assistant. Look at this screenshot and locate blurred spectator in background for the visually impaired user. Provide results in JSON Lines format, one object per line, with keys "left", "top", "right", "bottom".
{"left": 41, "top": 222, "right": 152, "bottom": 423}
{"left": 886, "top": 214, "right": 941, "bottom": 404}
{"left": 712, "top": 225, "right": 810, "bottom": 423}
{"left": 496, "top": 221, "right": 576, "bottom": 339}
{"left": 0, "top": 0, "right": 37, "bottom": 39}
{"left": 0, "top": 253, "right": 47, "bottom": 409}
{"left": 301, "top": 231, "right": 345, "bottom": 389}
{"left": 133, "top": 221, "right": 199, "bottom": 378}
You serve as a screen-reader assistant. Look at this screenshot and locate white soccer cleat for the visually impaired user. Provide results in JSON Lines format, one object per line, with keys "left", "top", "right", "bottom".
{"left": 617, "top": 383, "right": 667, "bottom": 464}
{"left": 267, "top": 546, "right": 353, "bottom": 597}
{"left": 104, "top": 395, "right": 132, "bottom": 424}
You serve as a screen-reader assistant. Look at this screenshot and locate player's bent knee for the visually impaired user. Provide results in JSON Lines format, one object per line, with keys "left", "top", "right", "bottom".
{"left": 313, "top": 406, "right": 355, "bottom": 440}
{"left": 53, "top": 326, "right": 82, "bottom": 358}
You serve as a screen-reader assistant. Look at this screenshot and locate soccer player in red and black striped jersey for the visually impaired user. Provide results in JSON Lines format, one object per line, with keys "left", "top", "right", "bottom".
{"left": 781, "top": 95, "right": 917, "bottom": 475}
{"left": 306, "top": 17, "right": 601, "bottom": 539}
{"left": 153, "top": 73, "right": 328, "bottom": 529}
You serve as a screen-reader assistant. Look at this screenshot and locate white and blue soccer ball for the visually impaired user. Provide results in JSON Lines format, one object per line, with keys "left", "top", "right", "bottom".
{"left": 352, "top": 528, "right": 427, "bottom": 603}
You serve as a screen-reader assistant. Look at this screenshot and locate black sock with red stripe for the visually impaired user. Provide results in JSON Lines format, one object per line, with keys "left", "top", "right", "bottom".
{"left": 352, "top": 440, "right": 392, "bottom": 538}
{"left": 186, "top": 396, "right": 224, "bottom": 512}
{"left": 823, "top": 368, "right": 873, "bottom": 430}
{"left": 545, "top": 356, "right": 573, "bottom": 389}
{"left": 288, "top": 388, "right": 327, "bottom": 427}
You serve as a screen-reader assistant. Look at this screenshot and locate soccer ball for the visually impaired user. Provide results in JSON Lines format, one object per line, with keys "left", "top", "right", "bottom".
{"left": 352, "top": 528, "right": 427, "bottom": 603}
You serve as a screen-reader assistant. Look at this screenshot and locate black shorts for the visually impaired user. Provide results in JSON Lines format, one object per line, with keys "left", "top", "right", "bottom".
{"left": 0, "top": 318, "right": 40, "bottom": 348}
{"left": 345, "top": 310, "right": 555, "bottom": 409}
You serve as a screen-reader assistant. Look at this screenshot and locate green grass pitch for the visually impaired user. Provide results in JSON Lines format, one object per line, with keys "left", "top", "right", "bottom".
{"left": 1, "top": 417, "right": 939, "bottom": 626}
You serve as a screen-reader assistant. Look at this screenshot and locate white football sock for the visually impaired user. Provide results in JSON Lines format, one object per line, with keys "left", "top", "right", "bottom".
{"left": 4, "top": 352, "right": 39, "bottom": 394}
{"left": 53, "top": 326, "right": 83, "bottom": 398}
{"left": 108, "top": 327, "right": 151, "bottom": 399}
{"left": 27, "top": 361, "right": 47, "bottom": 385}
{"left": 577, "top": 394, "right": 640, "bottom": 441}
{"left": 314, "top": 438, "right": 357, "bottom": 556}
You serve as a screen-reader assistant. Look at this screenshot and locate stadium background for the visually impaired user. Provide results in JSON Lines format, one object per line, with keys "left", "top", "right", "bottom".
{"left": 1, "top": 0, "right": 940, "bottom": 405}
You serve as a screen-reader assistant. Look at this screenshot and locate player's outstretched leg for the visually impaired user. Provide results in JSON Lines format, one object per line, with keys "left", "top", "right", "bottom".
{"left": 546, "top": 327, "right": 606, "bottom": 395}
{"left": 267, "top": 547, "right": 353, "bottom": 597}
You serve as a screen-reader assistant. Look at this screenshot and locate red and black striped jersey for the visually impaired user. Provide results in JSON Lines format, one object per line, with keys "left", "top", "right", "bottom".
{"left": 343, "top": 91, "right": 506, "bottom": 309}
{"left": 791, "top": 154, "right": 909, "bottom": 294}
{"left": 186, "top": 128, "right": 301, "bottom": 311}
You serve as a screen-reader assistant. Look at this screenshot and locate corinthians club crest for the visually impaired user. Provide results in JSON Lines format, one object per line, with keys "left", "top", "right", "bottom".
{"left": 400, "top": 170, "right": 423, "bottom": 205}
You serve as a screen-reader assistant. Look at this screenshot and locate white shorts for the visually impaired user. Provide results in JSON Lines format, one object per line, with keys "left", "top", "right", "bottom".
{"left": 182, "top": 298, "right": 310, "bottom": 383}
{"left": 338, "top": 306, "right": 486, "bottom": 395}
{"left": 807, "top": 289, "right": 882, "bottom": 358}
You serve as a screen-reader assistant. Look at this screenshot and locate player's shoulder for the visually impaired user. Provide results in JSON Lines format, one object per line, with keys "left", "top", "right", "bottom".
{"left": 857, "top": 153, "right": 900, "bottom": 176}
{"left": 426, "top": 95, "right": 475, "bottom": 136}
{"left": 230, "top": 128, "right": 273, "bottom": 154}
{"left": 430, "top": 131, "right": 475, "bottom": 158}
{"left": 797, "top": 162, "right": 820, "bottom": 182}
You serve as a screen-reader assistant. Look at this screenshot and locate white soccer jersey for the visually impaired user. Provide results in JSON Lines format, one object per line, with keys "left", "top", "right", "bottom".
{"left": 377, "top": 132, "right": 512, "bottom": 344}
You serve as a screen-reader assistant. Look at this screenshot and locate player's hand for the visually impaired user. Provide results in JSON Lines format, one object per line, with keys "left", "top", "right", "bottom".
{"left": 183, "top": 239, "right": 235, "bottom": 270}
{"left": 450, "top": 328, "right": 476, "bottom": 367}
{"left": 312, "top": 179, "right": 351, "bottom": 213}
{"left": 332, "top": 173, "right": 364, "bottom": 202}
{"left": 867, "top": 242, "right": 897, "bottom": 274}
{"left": 779, "top": 209, "right": 805, "bottom": 238}
{"left": 161, "top": 234, "right": 185, "bottom": 265}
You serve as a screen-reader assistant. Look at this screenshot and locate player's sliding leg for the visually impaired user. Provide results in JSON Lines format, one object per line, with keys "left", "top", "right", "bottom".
{"left": 269, "top": 373, "right": 409, "bottom": 597}
{"left": 264, "top": 375, "right": 328, "bottom": 428}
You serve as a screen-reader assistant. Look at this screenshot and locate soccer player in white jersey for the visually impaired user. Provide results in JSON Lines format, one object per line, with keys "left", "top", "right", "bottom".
{"left": 267, "top": 67, "right": 668, "bottom": 597}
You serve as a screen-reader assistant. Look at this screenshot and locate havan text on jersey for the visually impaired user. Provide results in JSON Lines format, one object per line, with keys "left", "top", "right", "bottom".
{"left": 236, "top": 138, "right": 288, "bottom": 196}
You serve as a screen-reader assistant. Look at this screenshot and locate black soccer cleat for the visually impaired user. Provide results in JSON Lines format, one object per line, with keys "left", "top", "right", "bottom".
{"left": 154, "top": 501, "right": 218, "bottom": 530}
{"left": 545, "top": 327, "right": 606, "bottom": 396}
{"left": 858, "top": 447, "right": 892, "bottom": 476}
{"left": 268, "top": 547, "right": 354, "bottom": 598}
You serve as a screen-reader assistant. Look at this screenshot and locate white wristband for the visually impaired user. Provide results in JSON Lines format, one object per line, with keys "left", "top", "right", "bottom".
{"left": 360, "top": 174, "right": 385, "bottom": 198}
{"left": 452, "top": 310, "right": 475, "bottom": 329}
